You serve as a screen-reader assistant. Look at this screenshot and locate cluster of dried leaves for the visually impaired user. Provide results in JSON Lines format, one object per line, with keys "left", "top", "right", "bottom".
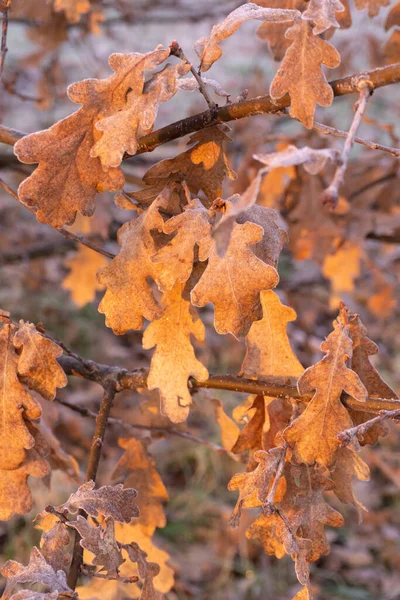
{"left": 1, "top": 0, "right": 400, "bottom": 599}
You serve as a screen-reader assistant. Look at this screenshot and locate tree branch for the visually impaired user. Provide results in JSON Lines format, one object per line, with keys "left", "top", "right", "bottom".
{"left": 58, "top": 355, "right": 400, "bottom": 415}
{"left": 0, "top": 1, "right": 10, "bottom": 82}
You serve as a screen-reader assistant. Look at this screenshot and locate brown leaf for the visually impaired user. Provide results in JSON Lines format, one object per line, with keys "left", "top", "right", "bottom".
{"left": 228, "top": 447, "right": 284, "bottom": 527}
{"left": 56, "top": 481, "right": 139, "bottom": 523}
{"left": 14, "top": 323, "right": 67, "bottom": 401}
{"left": 112, "top": 438, "right": 168, "bottom": 537}
{"left": 302, "top": 0, "right": 345, "bottom": 35}
{"left": 355, "top": 0, "right": 389, "bottom": 17}
{"left": 330, "top": 446, "right": 369, "bottom": 517}
{"left": 68, "top": 516, "right": 124, "bottom": 576}
{"left": 97, "top": 195, "right": 166, "bottom": 334}
{"left": 284, "top": 319, "right": 367, "bottom": 467}
{"left": 194, "top": 3, "right": 301, "bottom": 72}
{"left": 7, "top": 591, "right": 59, "bottom": 600}
{"left": 191, "top": 222, "right": 279, "bottom": 338}
{"left": 142, "top": 125, "right": 237, "bottom": 204}
{"left": 292, "top": 587, "right": 311, "bottom": 600}
{"left": 143, "top": 283, "right": 208, "bottom": 423}
{"left": 385, "top": 1, "right": 400, "bottom": 29}
{"left": 36, "top": 518, "right": 71, "bottom": 573}
{"left": 62, "top": 246, "right": 108, "bottom": 307}
{"left": 210, "top": 398, "right": 240, "bottom": 452}
{"left": 1, "top": 547, "right": 72, "bottom": 599}
{"left": 322, "top": 242, "right": 362, "bottom": 309}
{"left": 53, "top": 0, "right": 91, "bottom": 23}
{"left": 14, "top": 47, "right": 175, "bottom": 228}
{"left": 124, "top": 542, "right": 161, "bottom": 600}
{"left": 151, "top": 198, "right": 213, "bottom": 291}
{"left": 241, "top": 290, "right": 304, "bottom": 379}
{"left": 256, "top": 0, "right": 306, "bottom": 61}
{"left": 231, "top": 395, "right": 265, "bottom": 455}
{"left": 270, "top": 20, "right": 340, "bottom": 128}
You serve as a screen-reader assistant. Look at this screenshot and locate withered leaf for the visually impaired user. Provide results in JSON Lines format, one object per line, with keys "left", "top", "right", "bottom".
{"left": 1, "top": 547, "right": 72, "bottom": 599}
{"left": 256, "top": 0, "right": 306, "bottom": 61}
{"left": 151, "top": 198, "right": 213, "bottom": 291}
{"left": 241, "top": 290, "right": 304, "bottom": 379}
{"left": 231, "top": 395, "right": 265, "bottom": 455}
{"left": 7, "top": 591, "right": 59, "bottom": 600}
{"left": 322, "top": 242, "right": 361, "bottom": 309}
{"left": 14, "top": 323, "right": 67, "bottom": 401}
{"left": 36, "top": 519, "right": 71, "bottom": 573}
{"left": 191, "top": 222, "right": 279, "bottom": 339}
{"left": 142, "top": 125, "right": 237, "bottom": 204}
{"left": 254, "top": 145, "right": 339, "bottom": 175}
{"left": 56, "top": 481, "right": 139, "bottom": 523}
{"left": 355, "top": 0, "right": 389, "bottom": 17}
{"left": 228, "top": 447, "right": 284, "bottom": 527}
{"left": 302, "top": 0, "right": 345, "bottom": 35}
{"left": 97, "top": 196, "right": 166, "bottom": 334}
{"left": 284, "top": 319, "right": 367, "bottom": 467}
{"left": 330, "top": 446, "right": 369, "bottom": 517}
{"left": 67, "top": 516, "right": 124, "bottom": 576}
{"left": 112, "top": 438, "right": 168, "bottom": 536}
{"left": 292, "top": 587, "right": 310, "bottom": 600}
{"left": 270, "top": 20, "right": 340, "bottom": 128}
{"left": 210, "top": 398, "right": 240, "bottom": 452}
{"left": 385, "top": 1, "right": 400, "bottom": 29}
{"left": 143, "top": 283, "right": 208, "bottom": 423}
{"left": 195, "top": 3, "right": 301, "bottom": 72}
{"left": 62, "top": 246, "right": 108, "bottom": 307}
{"left": 14, "top": 47, "right": 174, "bottom": 228}
{"left": 124, "top": 542, "right": 160, "bottom": 600}
{"left": 53, "top": 0, "right": 91, "bottom": 23}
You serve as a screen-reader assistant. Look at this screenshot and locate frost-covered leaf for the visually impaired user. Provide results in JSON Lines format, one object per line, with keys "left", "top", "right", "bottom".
{"left": 270, "top": 20, "right": 340, "bottom": 128}
{"left": 355, "top": 0, "right": 389, "bottom": 17}
{"left": 254, "top": 145, "right": 339, "bottom": 175}
{"left": 195, "top": 3, "right": 301, "bottom": 72}
{"left": 302, "top": 0, "right": 345, "bottom": 35}
{"left": 56, "top": 481, "right": 139, "bottom": 523}
{"left": 143, "top": 283, "right": 208, "bottom": 423}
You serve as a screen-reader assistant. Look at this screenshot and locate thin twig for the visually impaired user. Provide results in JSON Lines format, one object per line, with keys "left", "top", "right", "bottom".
{"left": 81, "top": 565, "right": 138, "bottom": 583}
{"left": 337, "top": 408, "right": 400, "bottom": 446}
{"left": 321, "top": 81, "right": 372, "bottom": 207}
{"left": 55, "top": 397, "right": 228, "bottom": 454}
{"left": 0, "top": 178, "right": 115, "bottom": 260}
{"left": 0, "top": 1, "right": 10, "bottom": 82}
{"left": 170, "top": 41, "right": 217, "bottom": 110}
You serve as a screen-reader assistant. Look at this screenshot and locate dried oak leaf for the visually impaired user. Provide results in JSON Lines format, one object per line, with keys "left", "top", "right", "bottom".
{"left": 14, "top": 322, "right": 67, "bottom": 401}
{"left": 67, "top": 516, "right": 124, "bottom": 576}
{"left": 97, "top": 196, "right": 166, "bottom": 334}
{"left": 270, "top": 20, "right": 340, "bottom": 128}
{"left": 386, "top": 1, "right": 400, "bottom": 29}
{"left": 355, "top": 0, "right": 389, "bottom": 17}
{"left": 255, "top": 0, "right": 306, "bottom": 61}
{"left": 53, "top": 0, "right": 91, "bottom": 23}
{"left": 0, "top": 447, "right": 50, "bottom": 521}
{"left": 124, "top": 542, "right": 160, "bottom": 600}
{"left": 112, "top": 438, "right": 168, "bottom": 537}
{"left": 194, "top": 3, "right": 301, "bottom": 72}
{"left": 231, "top": 395, "right": 265, "bottom": 455}
{"left": 322, "top": 242, "right": 361, "bottom": 309}
{"left": 36, "top": 517, "right": 71, "bottom": 573}
{"left": 228, "top": 447, "right": 284, "bottom": 527}
{"left": 191, "top": 222, "right": 279, "bottom": 339}
{"left": 302, "top": 0, "right": 345, "bottom": 35}
{"left": 346, "top": 313, "right": 398, "bottom": 444}
{"left": 62, "top": 246, "right": 108, "bottom": 307}
{"left": 241, "top": 290, "right": 304, "bottom": 379}
{"left": 1, "top": 547, "right": 72, "bottom": 600}
{"left": 292, "top": 587, "right": 310, "bottom": 600}
{"left": 210, "top": 398, "right": 240, "bottom": 452}
{"left": 284, "top": 320, "right": 367, "bottom": 467}
{"left": 143, "top": 283, "right": 208, "bottom": 423}
{"left": 7, "top": 591, "right": 59, "bottom": 600}
{"left": 141, "top": 125, "right": 237, "bottom": 204}
{"left": 13, "top": 47, "right": 173, "bottom": 228}
{"left": 330, "top": 446, "right": 369, "bottom": 518}
{"left": 151, "top": 198, "right": 213, "bottom": 291}
{"left": 56, "top": 481, "right": 139, "bottom": 523}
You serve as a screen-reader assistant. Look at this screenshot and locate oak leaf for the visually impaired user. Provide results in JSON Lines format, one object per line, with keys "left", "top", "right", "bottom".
{"left": 385, "top": 1, "right": 400, "bottom": 29}
{"left": 241, "top": 290, "right": 304, "bottom": 379}
{"left": 191, "top": 222, "right": 279, "bottom": 338}
{"left": 151, "top": 198, "right": 213, "bottom": 291}
{"left": 355, "top": 0, "right": 389, "bottom": 17}
{"left": 124, "top": 543, "right": 161, "bottom": 600}
{"left": 36, "top": 518, "right": 71, "bottom": 573}
{"left": 210, "top": 398, "right": 240, "bottom": 452}
{"left": 302, "top": 0, "right": 345, "bottom": 35}
{"left": 6, "top": 592, "right": 59, "bottom": 600}
{"left": 228, "top": 447, "right": 284, "bottom": 527}
{"left": 255, "top": 0, "right": 306, "bottom": 61}
{"left": 322, "top": 242, "right": 362, "bottom": 309}
{"left": 1, "top": 547, "right": 72, "bottom": 600}
{"left": 270, "top": 20, "right": 340, "bottom": 128}
{"left": 56, "top": 481, "right": 139, "bottom": 523}
{"left": 142, "top": 283, "right": 208, "bottom": 423}
{"left": 53, "top": 0, "right": 91, "bottom": 23}
{"left": 112, "top": 438, "right": 168, "bottom": 536}
{"left": 284, "top": 319, "right": 367, "bottom": 467}
{"left": 292, "top": 587, "right": 310, "bottom": 600}
{"left": 14, "top": 47, "right": 174, "bottom": 228}
{"left": 68, "top": 516, "right": 124, "bottom": 576}
{"left": 330, "top": 446, "right": 369, "bottom": 517}
{"left": 141, "top": 125, "right": 237, "bottom": 204}
{"left": 62, "top": 246, "right": 108, "bottom": 307}
{"left": 97, "top": 196, "right": 166, "bottom": 334}
{"left": 231, "top": 395, "right": 266, "bottom": 455}
{"left": 195, "top": 3, "right": 301, "bottom": 72}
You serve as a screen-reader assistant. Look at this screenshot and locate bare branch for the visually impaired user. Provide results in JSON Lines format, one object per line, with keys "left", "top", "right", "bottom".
{"left": 337, "top": 408, "right": 400, "bottom": 446}
{"left": 0, "top": 1, "right": 10, "bottom": 82}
